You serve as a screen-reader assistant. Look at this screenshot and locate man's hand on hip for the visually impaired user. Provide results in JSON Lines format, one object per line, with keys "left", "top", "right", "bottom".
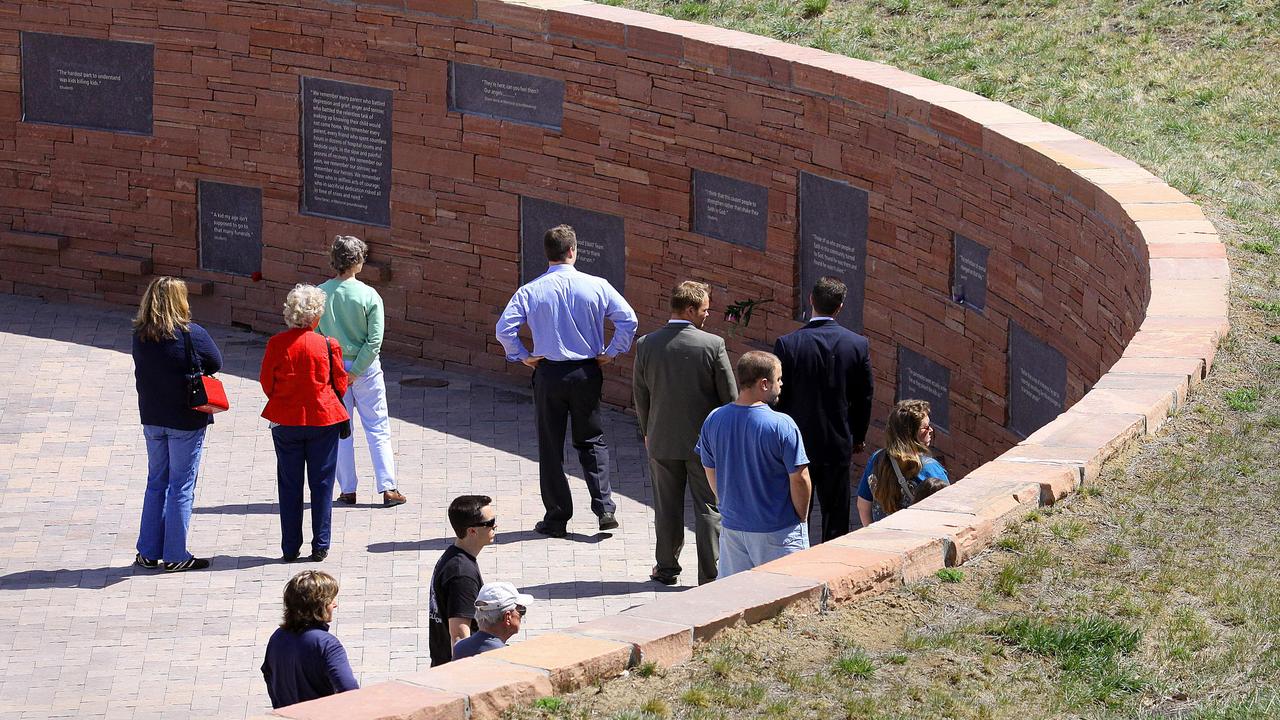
{"left": 596, "top": 354, "right": 614, "bottom": 366}
{"left": 522, "top": 356, "right": 544, "bottom": 369}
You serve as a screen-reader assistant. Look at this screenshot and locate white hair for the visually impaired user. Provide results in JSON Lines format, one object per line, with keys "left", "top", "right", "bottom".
{"left": 282, "top": 284, "right": 327, "bottom": 329}
{"left": 474, "top": 605, "right": 508, "bottom": 628}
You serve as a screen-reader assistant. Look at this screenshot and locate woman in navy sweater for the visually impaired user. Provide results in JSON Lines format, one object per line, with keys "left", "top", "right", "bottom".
{"left": 131, "top": 276, "right": 222, "bottom": 572}
{"left": 262, "top": 570, "right": 359, "bottom": 708}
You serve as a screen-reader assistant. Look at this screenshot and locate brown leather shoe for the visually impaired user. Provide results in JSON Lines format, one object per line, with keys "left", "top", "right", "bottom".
{"left": 382, "top": 489, "right": 407, "bottom": 507}
{"left": 336, "top": 492, "right": 357, "bottom": 505}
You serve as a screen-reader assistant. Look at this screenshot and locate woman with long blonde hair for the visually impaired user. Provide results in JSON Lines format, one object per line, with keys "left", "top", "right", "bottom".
{"left": 131, "top": 276, "right": 223, "bottom": 572}
{"left": 855, "top": 399, "right": 949, "bottom": 525}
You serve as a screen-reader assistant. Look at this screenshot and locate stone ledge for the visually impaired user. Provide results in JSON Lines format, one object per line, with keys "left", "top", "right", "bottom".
{"left": 563, "top": 615, "right": 694, "bottom": 669}
{"left": 482, "top": 633, "right": 631, "bottom": 693}
{"left": 962, "top": 459, "right": 1079, "bottom": 505}
{"left": 621, "top": 569, "right": 824, "bottom": 642}
{"left": 828, "top": 527, "right": 951, "bottom": 581}
{"left": 271, "top": 681, "right": 466, "bottom": 720}
{"left": 753, "top": 545, "right": 900, "bottom": 603}
{"left": 0, "top": 230, "right": 67, "bottom": 251}
{"left": 93, "top": 252, "right": 153, "bottom": 276}
{"left": 399, "top": 657, "right": 553, "bottom": 720}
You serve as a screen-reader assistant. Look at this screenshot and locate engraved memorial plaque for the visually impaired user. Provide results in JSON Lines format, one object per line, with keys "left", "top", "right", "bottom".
{"left": 520, "top": 198, "right": 626, "bottom": 292}
{"left": 1008, "top": 322, "right": 1067, "bottom": 438}
{"left": 300, "top": 77, "right": 392, "bottom": 227}
{"left": 21, "top": 32, "right": 153, "bottom": 135}
{"left": 896, "top": 346, "right": 951, "bottom": 433}
{"left": 198, "top": 181, "right": 263, "bottom": 277}
{"left": 798, "top": 171, "right": 869, "bottom": 332}
{"left": 448, "top": 62, "right": 565, "bottom": 131}
{"left": 952, "top": 232, "right": 989, "bottom": 311}
{"left": 692, "top": 170, "right": 768, "bottom": 251}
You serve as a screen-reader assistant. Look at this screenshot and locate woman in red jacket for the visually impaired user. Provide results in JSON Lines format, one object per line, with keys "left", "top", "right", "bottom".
{"left": 261, "top": 284, "right": 350, "bottom": 562}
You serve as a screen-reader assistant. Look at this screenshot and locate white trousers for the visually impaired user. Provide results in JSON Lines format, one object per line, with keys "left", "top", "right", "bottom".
{"left": 337, "top": 356, "right": 397, "bottom": 494}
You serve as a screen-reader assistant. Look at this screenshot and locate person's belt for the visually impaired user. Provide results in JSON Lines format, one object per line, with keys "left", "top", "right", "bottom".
{"left": 540, "top": 358, "right": 597, "bottom": 365}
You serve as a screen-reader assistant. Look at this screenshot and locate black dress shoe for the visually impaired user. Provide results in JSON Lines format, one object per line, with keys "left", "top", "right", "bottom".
{"left": 598, "top": 512, "right": 619, "bottom": 531}
{"left": 649, "top": 573, "right": 678, "bottom": 586}
{"left": 282, "top": 552, "right": 300, "bottom": 563}
{"left": 309, "top": 548, "right": 329, "bottom": 562}
{"left": 533, "top": 520, "right": 567, "bottom": 538}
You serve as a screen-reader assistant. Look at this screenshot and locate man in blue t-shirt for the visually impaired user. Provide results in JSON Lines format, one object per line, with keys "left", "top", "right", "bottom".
{"left": 696, "top": 351, "right": 812, "bottom": 577}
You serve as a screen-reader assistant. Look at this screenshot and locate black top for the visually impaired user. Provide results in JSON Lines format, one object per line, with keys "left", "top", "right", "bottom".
{"left": 773, "top": 318, "right": 874, "bottom": 463}
{"left": 260, "top": 623, "right": 359, "bottom": 709}
{"left": 428, "top": 544, "right": 482, "bottom": 666}
{"left": 132, "top": 323, "right": 223, "bottom": 431}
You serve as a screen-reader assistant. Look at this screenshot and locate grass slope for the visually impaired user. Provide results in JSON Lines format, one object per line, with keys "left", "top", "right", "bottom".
{"left": 510, "top": 1, "right": 1280, "bottom": 718}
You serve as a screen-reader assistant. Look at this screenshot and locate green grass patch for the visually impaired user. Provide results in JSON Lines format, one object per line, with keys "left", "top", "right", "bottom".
{"left": 995, "top": 547, "right": 1056, "bottom": 596}
{"left": 936, "top": 567, "right": 965, "bottom": 583}
{"left": 832, "top": 648, "right": 876, "bottom": 678}
{"left": 1224, "top": 387, "right": 1260, "bottom": 411}
{"left": 534, "top": 696, "right": 565, "bottom": 713}
{"left": 993, "top": 615, "right": 1145, "bottom": 706}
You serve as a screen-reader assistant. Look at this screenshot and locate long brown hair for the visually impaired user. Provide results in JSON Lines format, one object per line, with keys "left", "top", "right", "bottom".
{"left": 281, "top": 570, "right": 339, "bottom": 633}
{"left": 133, "top": 276, "right": 191, "bottom": 342}
{"left": 872, "top": 399, "right": 932, "bottom": 515}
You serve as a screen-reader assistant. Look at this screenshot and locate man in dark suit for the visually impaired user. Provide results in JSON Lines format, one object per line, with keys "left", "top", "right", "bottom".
{"left": 773, "top": 276, "right": 874, "bottom": 543}
{"left": 633, "top": 281, "right": 737, "bottom": 585}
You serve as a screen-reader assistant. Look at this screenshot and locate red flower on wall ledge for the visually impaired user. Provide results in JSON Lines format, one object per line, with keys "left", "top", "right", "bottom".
{"left": 251, "top": 272, "right": 262, "bottom": 282}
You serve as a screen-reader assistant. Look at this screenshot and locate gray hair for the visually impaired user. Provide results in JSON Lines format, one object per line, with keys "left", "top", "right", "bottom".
{"left": 283, "top": 284, "right": 327, "bottom": 329}
{"left": 330, "top": 235, "right": 368, "bottom": 274}
{"left": 474, "top": 605, "right": 508, "bottom": 629}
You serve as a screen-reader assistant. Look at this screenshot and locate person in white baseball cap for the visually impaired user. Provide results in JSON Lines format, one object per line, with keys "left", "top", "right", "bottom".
{"left": 450, "top": 582, "right": 535, "bottom": 661}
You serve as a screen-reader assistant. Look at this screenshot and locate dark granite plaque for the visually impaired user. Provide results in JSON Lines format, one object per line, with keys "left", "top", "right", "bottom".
{"left": 952, "top": 232, "right": 989, "bottom": 311}
{"left": 798, "top": 171, "right": 869, "bottom": 332}
{"left": 448, "top": 62, "right": 565, "bottom": 131}
{"left": 896, "top": 346, "right": 951, "bottom": 433}
{"left": 1008, "top": 322, "right": 1067, "bottom": 438}
{"left": 300, "top": 77, "right": 392, "bottom": 227}
{"left": 520, "top": 198, "right": 625, "bottom": 293}
{"left": 21, "top": 32, "right": 153, "bottom": 135}
{"left": 692, "top": 170, "right": 768, "bottom": 251}
{"left": 198, "top": 181, "right": 262, "bottom": 277}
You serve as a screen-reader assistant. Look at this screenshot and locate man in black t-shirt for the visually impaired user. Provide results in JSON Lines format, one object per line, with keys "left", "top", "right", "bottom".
{"left": 428, "top": 495, "right": 496, "bottom": 666}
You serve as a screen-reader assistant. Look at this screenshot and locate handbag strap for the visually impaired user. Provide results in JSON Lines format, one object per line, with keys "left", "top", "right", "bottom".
{"left": 320, "top": 332, "right": 343, "bottom": 400}
{"left": 181, "top": 329, "right": 203, "bottom": 375}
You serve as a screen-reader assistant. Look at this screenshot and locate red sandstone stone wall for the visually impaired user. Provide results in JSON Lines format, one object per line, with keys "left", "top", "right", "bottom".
{"left": 0, "top": 0, "right": 1149, "bottom": 476}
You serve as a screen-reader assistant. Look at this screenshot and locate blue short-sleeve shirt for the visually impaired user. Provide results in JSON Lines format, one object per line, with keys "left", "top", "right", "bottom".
{"left": 696, "top": 403, "right": 809, "bottom": 533}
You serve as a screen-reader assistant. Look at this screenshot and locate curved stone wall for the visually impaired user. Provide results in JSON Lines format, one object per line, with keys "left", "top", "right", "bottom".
{"left": 0, "top": 2, "right": 1228, "bottom": 718}
{"left": 0, "top": 0, "right": 1203, "bottom": 478}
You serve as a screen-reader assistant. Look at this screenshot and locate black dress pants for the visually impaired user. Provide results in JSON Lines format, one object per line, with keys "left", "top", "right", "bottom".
{"left": 533, "top": 360, "right": 615, "bottom": 527}
{"left": 809, "top": 460, "right": 852, "bottom": 543}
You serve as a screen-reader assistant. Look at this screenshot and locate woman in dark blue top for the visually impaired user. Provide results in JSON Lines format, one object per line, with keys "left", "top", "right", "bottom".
{"left": 262, "top": 570, "right": 359, "bottom": 708}
{"left": 131, "top": 276, "right": 222, "bottom": 572}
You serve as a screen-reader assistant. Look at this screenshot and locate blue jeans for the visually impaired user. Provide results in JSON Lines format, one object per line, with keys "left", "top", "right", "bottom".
{"left": 138, "top": 425, "right": 207, "bottom": 563}
{"left": 718, "top": 522, "right": 809, "bottom": 577}
{"left": 272, "top": 424, "right": 340, "bottom": 557}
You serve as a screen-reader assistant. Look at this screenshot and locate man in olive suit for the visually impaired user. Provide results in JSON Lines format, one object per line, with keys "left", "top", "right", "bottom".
{"left": 633, "top": 281, "right": 737, "bottom": 586}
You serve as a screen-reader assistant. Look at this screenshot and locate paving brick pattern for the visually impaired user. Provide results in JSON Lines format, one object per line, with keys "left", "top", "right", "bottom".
{"left": 0, "top": 294, "right": 694, "bottom": 720}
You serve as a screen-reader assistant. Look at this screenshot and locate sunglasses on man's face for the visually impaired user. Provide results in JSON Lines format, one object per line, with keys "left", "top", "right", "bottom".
{"left": 515, "top": 605, "right": 527, "bottom": 617}
{"left": 471, "top": 518, "right": 497, "bottom": 528}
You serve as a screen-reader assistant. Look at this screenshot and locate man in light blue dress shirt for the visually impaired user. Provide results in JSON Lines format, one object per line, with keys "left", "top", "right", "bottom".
{"left": 496, "top": 224, "right": 638, "bottom": 538}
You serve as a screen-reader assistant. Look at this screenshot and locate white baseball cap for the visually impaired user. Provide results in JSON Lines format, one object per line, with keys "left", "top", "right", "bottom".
{"left": 474, "top": 582, "right": 535, "bottom": 612}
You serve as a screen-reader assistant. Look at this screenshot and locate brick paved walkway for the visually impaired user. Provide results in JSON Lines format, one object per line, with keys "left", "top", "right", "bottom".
{"left": 0, "top": 294, "right": 694, "bottom": 720}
